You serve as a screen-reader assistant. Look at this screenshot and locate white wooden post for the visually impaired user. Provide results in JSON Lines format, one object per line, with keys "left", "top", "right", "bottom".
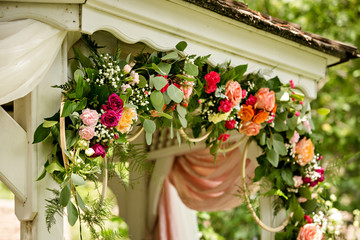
{"left": 0, "top": 37, "right": 68, "bottom": 240}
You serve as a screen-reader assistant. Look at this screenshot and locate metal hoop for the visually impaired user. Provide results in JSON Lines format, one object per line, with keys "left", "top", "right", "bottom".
{"left": 241, "top": 138, "right": 292, "bottom": 232}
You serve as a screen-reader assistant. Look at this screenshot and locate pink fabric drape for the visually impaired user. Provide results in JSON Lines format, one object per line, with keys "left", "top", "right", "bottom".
{"left": 156, "top": 147, "right": 257, "bottom": 239}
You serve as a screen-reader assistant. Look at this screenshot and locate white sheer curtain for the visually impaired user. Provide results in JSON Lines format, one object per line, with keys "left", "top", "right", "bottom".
{"left": 0, "top": 19, "right": 67, "bottom": 105}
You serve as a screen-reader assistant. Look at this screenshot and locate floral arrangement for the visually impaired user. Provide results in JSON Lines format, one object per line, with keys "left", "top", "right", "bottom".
{"left": 33, "top": 35, "right": 341, "bottom": 239}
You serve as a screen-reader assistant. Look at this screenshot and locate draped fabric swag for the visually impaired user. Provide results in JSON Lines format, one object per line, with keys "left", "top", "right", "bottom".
{"left": 0, "top": 19, "right": 67, "bottom": 105}
{"left": 156, "top": 147, "right": 257, "bottom": 240}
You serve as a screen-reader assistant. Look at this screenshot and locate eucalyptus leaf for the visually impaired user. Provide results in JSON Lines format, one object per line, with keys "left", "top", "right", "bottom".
{"left": 163, "top": 91, "right": 171, "bottom": 105}
{"left": 151, "top": 76, "right": 168, "bottom": 90}
{"left": 138, "top": 75, "right": 148, "bottom": 88}
{"left": 157, "top": 112, "right": 173, "bottom": 119}
{"left": 179, "top": 115, "right": 187, "bottom": 128}
{"left": 150, "top": 91, "right": 165, "bottom": 112}
{"left": 145, "top": 132, "right": 153, "bottom": 145}
{"left": 167, "top": 84, "right": 184, "bottom": 103}
{"left": 266, "top": 149, "right": 279, "bottom": 167}
{"left": 67, "top": 201, "right": 79, "bottom": 226}
{"left": 60, "top": 183, "right": 71, "bottom": 207}
{"left": 71, "top": 174, "right": 86, "bottom": 186}
{"left": 177, "top": 105, "right": 187, "bottom": 118}
{"left": 76, "top": 192, "right": 87, "bottom": 212}
{"left": 176, "top": 41, "right": 187, "bottom": 51}
{"left": 184, "top": 63, "right": 199, "bottom": 76}
{"left": 161, "top": 52, "right": 179, "bottom": 60}
{"left": 158, "top": 62, "right": 171, "bottom": 75}
{"left": 143, "top": 119, "right": 156, "bottom": 134}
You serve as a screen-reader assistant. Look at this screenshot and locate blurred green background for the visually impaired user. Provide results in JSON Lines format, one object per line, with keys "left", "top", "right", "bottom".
{"left": 198, "top": 0, "right": 360, "bottom": 239}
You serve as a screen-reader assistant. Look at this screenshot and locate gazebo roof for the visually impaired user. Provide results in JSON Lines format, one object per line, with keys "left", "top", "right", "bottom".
{"left": 184, "top": 0, "right": 359, "bottom": 66}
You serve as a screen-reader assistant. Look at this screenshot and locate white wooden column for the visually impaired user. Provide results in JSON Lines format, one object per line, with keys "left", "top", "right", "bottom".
{"left": 0, "top": 37, "right": 67, "bottom": 240}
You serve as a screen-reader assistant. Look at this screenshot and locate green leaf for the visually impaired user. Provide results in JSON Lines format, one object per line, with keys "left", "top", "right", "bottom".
{"left": 33, "top": 123, "right": 51, "bottom": 144}
{"left": 259, "top": 131, "right": 266, "bottom": 146}
{"left": 150, "top": 91, "right": 165, "bottom": 112}
{"left": 161, "top": 52, "right": 179, "bottom": 60}
{"left": 281, "top": 169, "right": 294, "bottom": 186}
{"left": 43, "top": 120, "right": 58, "bottom": 128}
{"left": 163, "top": 91, "right": 172, "bottom": 105}
{"left": 157, "top": 112, "right": 173, "bottom": 119}
{"left": 152, "top": 76, "right": 168, "bottom": 91}
{"left": 67, "top": 201, "right": 79, "bottom": 226}
{"left": 65, "top": 130, "right": 77, "bottom": 149}
{"left": 74, "top": 98, "right": 87, "bottom": 112}
{"left": 36, "top": 168, "right": 47, "bottom": 181}
{"left": 254, "top": 166, "right": 265, "bottom": 182}
{"left": 179, "top": 115, "right": 187, "bottom": 128}
{"left": 274, "top": 117, "right": 289, "bottom": 132}
{"left": 273, "top": 134, "right": 287, "bottom": 156}
{"left": 176, "top": 41, "right": 187, "bottom": 51}
{"left": 143, "top": 119, "right": 156, "bottom": 134}
{"left": 177, "top": 105, "right": 187, "bottom": 118}
{"left": 301, "top": 199, "right": 317, "bottom": 212}
{"left": 61, "top": 100, "right": 73, "bottom": 118}
{"left": 60, "top": 183, "right": 71, "bottom": 207}
{"left": 45, "top": 160, "right": 64, "bottom": 174}
{"left": 145, "top": 132, "right": 152, "bottom": 145}
{"left": 317, "top": 108, "right": 330, "bottom": 116}
{"left": 299, "top": 187, "right": 312, "bottom": 200}
{"left": 158, "top": 62, "right": 171, "bottom": 75}
{"left": 176, "top": 130, "right": 182, "bottom": 146}
{"left": 74, "top": 69, "right": 84, "bottom": 82}
{"left": 76, "top": 192, "right": 87, "bottom": 212}
{"left": 167, "top": 84, "right": 184, "bottom": 103}
{"left": 73, "top": 47, "right": 93, "bottom": 68}
{"left": 184, "top": 63, "right": 199, "bottom": 76}
{"left": 138, "top": 75, "right": 147, "bottom": 88}
{"left": 266, "top": 149, "right": 279, "bottom": 167}
{"left": 71, "top": 174, "right": 85, "bottom": 186}
{"left": 151, "top": 63, "right": 167, "bottom": 75}
{"left": 233, "top": 65, "right": 248, "bottom": 81}
{"left": 265, "top": 76, "right": 282, "bottom": 91}
{"left": 76, "top": 75, "right": 84, "bottom": 99}
{"left": 286, "top": 116, "right": 298, "bottom": 130}
{"left": 194, "top": 54, "right": 211, "bottom": 67}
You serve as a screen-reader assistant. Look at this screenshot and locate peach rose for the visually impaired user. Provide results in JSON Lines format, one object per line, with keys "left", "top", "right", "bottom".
{"left": 252, "top": 110, "right": 269, "bottom": 124}
{"left": 293, "top": 175, "right": 304, "bottom": 188}
{"left": 116, "top": 107, "right": 137, "bottom": 134}
{"left": 239, "top": 121, "right": 261, "bottom": 136}
{"left": 181, "top": 81, "right": 194, "bottom": 99}
{"left": 254, "top": 88, "right": 276, "bottom": 112}
{"left": 79, "top": 126, "right": 95, "bottom": 140}
{"left": 238, "top": 105, "right": 255, "bottom": 121}
{"left": 225, "top": 80, "right": 242, "bottom": 107}
{"left": 295, "top": 137, "right": 315, "bottom": 166}
{"left": 297, "top": 224, "right": 323, "bottom": 240}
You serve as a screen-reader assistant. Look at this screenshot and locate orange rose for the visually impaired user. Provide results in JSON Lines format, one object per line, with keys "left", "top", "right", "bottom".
{"left": 254, "top": 88, "right": 275, "bottom": 112}
{"left": 239, "top": 121, "right": 261, "bottom": 136}
{"left": 225, "top": 80, "right": 242, "bottom": 107}
{"left": 295, "top": 137, "right": 315, "bottom": 166}
{"left": 297, "top": 224, "right": 323, "bottom": 240}
{"left": 252, "top": 110, "right": 269, "bottom": 124}
{"left": 238, "top": 105, "right": 254, "bottom": 121}
{"left": 116, "top": 107, "right": 137, "bottom": 134}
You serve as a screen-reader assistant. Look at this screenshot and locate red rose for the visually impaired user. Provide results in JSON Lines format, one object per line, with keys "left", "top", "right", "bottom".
{"left": 225, "top": 119, "right": 236, "bottom": 129}
{"left": 107, "top": 93, "right": 124, "bottom": 113}
{"left": 91, "top": 143, "right": 106, "bottom": 158}
{"left": 245, "top": 95, "right": 257, "bottom": 106}
{"left": 101, "top": 110, "right": 120, "bottom": 127}
{"left": 205, "top": 83, "right": 217, "bottom": 94}
{"left": 218, "top": 99, "right": 232, "bottom": 113}
{"left": 304, "top": 215, "right": 313, "bottom": 224}
{"left": 204, "top": 71, "right": 220, "bottom": 85}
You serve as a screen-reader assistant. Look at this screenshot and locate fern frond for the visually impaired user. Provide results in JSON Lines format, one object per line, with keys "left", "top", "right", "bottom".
{"left": 45, "top": 188, "right": 64, "bottom": 232}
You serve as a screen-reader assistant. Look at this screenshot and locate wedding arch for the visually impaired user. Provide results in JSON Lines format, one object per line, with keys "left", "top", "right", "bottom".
{"left": 0, "top": 0, "right": 358, "bottom": 239}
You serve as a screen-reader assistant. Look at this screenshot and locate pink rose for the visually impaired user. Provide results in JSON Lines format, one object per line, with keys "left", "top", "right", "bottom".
{"left": 204, "top": 71, "right": 220, "bottom": 86}
{"left": 297, "top": 224, "right": 323, "bottom": 240}
{"left": 225, "top": 119, "right": 236, "bottom": 129}
{"left": 218, "top": 133, "right": 229, "bottom": 142}
{"left": 80, "top": 108, "right": 99, "bottom": 127}
{"left": 293, "top": 175, "right": 303, "bottom": 188}
{"left": 107, "top": 93, "right": 124, "bottom": 114}
{"left": 101, "top": 110, "right": 120, "bottom": 127}
{"left": 254, "top": 88, "right": 276, "bottom": 112}
{"left": 180, "top": 81, "right": 194, "bottom": 99}
{"left": 225, "top": 80, "right": 242, "bottom": 107}
{"left": 205, "top": 84, "right": 217, "bottom": 94}
{"left": 290, "top": 130, "right": 300, "bottom": 144}
{"left": 245, "top": 95, "right": 257, "bottom": 106}
{"left": 303, "top": 120, "right": 312, "bottom": 133}
{"left": 218, "top": 99, "right": 232, "bottom": 113}
{"left": 239, "top": 121, "right": 261, "bottom": 136}
{"left": 79, "top": 126, "right": 95, "bottom": 140}
{"left": 123, "top": 64, "right": 132, "bottom": 74}
{"left": 298, "top": 197, "right": 307, "bottom": 203}
{"left": 91, "top": 143, "right": 106, "bottom": 158}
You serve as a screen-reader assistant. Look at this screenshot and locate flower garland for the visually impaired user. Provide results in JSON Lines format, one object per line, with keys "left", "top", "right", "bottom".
{"left": 33, "top": 35, "right": 341, "bottom": 239}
